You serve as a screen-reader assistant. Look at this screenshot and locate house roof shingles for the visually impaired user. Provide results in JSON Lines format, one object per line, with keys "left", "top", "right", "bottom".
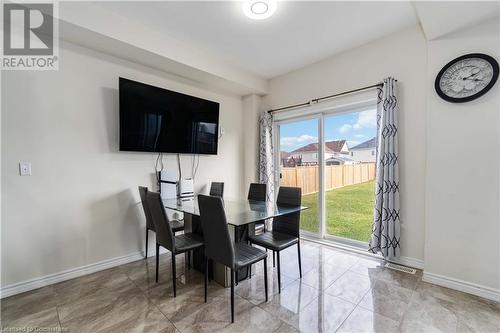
{"left": 351, "top": 137, "right": 377, "bottom": 150}
{"left": 291, "top": 140, "right": 346, "bottom": 154}
{"left": 325, "top": 140, "right": 347, "bottom": 152}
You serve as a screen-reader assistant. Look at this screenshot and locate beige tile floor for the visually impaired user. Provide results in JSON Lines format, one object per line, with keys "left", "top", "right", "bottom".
{"left": 2, "top": 240, "right": 499, "bottom": 333}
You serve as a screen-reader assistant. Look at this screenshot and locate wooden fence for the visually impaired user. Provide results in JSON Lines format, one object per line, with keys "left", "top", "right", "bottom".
{"left": 280, "top": 163, "right": 376, "bottom": 195}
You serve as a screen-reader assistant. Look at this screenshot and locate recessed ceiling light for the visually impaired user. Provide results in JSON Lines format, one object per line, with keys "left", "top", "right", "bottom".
{"left": 243, "top": 0, "right": 277, "bottom": 20}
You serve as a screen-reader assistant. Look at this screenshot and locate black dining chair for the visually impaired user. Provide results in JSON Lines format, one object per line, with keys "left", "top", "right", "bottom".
{"left": 247, "top": 183, "right": 267, "bottom": 201}
{"left": 139, "top": 186, "right": 184, "bottom": 258}
{"left": 198, "top": 194, "right": 268, "bottom": 323}
{"left": 146, "top": 191, "right": 204, "bottom": 297}
{"left": 247, "top": 182, "right": 267, "bottom": 239}
{"left": 248, "top": 186, "right": 302, "bottom": 293}
{"left": 209, "top": 182, "right": 224, "bottom": 198}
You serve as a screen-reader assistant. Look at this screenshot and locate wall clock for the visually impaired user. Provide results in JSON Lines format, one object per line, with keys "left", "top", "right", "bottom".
{"left": 435, "top": 53, "right": 499, "bottom": 103}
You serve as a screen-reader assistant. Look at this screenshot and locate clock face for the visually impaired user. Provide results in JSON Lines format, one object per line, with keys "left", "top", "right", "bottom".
{"left": 435, "top": 53, "right": 499, "bottom": 103}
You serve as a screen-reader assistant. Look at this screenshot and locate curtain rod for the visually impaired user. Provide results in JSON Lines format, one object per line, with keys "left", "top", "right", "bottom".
{"left": 267, "top": 81, "right": 395, "bottom": 114}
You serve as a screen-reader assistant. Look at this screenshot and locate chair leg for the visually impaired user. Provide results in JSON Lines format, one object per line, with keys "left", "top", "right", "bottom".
{"left": 155, "top": 243, "right": 159, "bottom": 283}
{"left": 248, "top": 239, "right": 253, "bottom": 279}
{"left": 171, "top": 253, "right": 177, "bottom": 297}
{"left": 297, "top": 242, "right": 302, "bottom": 278}
{"left": 230, "top": 268, "right": 235, "bottom": 323}
{"left": 235, "top": 270, "right": 238, "bottom": 286}
{"left": 273, "top": 251, "right": 275, "bottom": 267}
{"left": 204, "top": 257, "right": 208, "bottom": 303}
{"left": 187, "top": 251, "right": 191, "bottom": 270}
{"left": 208, "top": 259, "right": 212, "bottom": 282}
{"left": 263, "top": 258, "right": 268, "bottom": 302}
{"left": 145, "top": 229, "right": 149, "bottom": 259}
{"left": 277, "top": 251, "right": 281, "bottom": 293}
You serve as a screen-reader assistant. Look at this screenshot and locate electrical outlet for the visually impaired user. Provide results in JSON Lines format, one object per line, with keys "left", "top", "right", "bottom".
{"left": 19, "top": 162, "right": 31, "bottom": 176}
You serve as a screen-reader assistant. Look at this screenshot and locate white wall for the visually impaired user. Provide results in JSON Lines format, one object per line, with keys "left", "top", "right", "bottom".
{"left": 1, "top": 41, "right": 245, "bottom": 287}
{"left": 263, "top": 26, "right": 428, "bottom": 264}
{"left": 242, "top": 94, "right": 262, "bottom": 185}
{"left": 424, "top": 19, "right": 500, "bottom": 292}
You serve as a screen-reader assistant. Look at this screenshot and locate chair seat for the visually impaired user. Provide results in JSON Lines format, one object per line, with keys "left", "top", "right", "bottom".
{"left": 234, "top": 243, "right": 267, "bottom": 269}
{"left": 249, "top": 231, "right": 298, "bottom": 251}
{"left": 170, "top": 219, "right": 185, "bottom": 233}
{"left": 174, "top": 233, "right": 204, "bottom": 253}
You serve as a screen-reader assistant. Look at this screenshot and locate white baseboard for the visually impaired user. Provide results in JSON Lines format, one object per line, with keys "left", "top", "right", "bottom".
{"left": 422, "top": 271, "right": 500, "bottom": 303}
{"left": 0, "top": 247, "right": 170, "bottom": 299}
{"left": 390, "top": 256, "right": 424, "bottom": 270}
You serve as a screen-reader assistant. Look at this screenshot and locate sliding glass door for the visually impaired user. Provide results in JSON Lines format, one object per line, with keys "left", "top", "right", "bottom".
{"left": 323, "top": 110, "right": 376, "bottom": 245}
{"left": 277, "top": 117, "right": 321, "bottom": 237}
{"left": 276, "top": 106, "right": 376, "bottom": 247}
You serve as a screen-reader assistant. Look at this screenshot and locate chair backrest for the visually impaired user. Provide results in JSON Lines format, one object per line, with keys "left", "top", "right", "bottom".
{"left": 198, "top": 194, "right": 235, "bottom": 268}
{"left": 273, "top": 186, "right": 302, "bottom": 237}
{"left": 146, "top": 190, "right": 175, "bottom": 251}
{"left": 247, "top": 183, "right": 267, "bottom": 202}
{"left": 209, "top": 182, "right": 224, "bottom": 198}
{"left": 138, "top": 186, "right": 155, "bottom": 231}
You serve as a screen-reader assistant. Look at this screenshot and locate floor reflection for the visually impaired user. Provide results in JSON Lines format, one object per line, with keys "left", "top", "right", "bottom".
{"left": 2, "top": 240, "right": 499, "bottom": 333}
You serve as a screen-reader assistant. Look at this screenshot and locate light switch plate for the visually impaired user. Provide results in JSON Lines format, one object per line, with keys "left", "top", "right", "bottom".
{"left": 19, "top": 162, "right": 31, "bottom": 176}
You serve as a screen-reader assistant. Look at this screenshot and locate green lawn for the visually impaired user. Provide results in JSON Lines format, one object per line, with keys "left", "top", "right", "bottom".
{"left": 300, "top": 180, "right": 375, "bottom": 242}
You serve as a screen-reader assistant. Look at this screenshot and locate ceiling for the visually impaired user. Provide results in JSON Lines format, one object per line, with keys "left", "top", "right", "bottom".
{"left": 413, "top": 1, "right": 500, "bottom": 40}
{"left": 95, "top": 1, "right": 419, "bottom": 79}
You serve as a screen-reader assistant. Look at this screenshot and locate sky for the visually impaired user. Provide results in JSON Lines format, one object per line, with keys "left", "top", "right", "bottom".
{"left": 280, "top": 109, "right": 377, "bottom": 152}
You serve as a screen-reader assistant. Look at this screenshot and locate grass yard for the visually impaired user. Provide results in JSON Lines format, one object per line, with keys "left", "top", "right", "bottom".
{"left": 300, "top": 180, "right": 375, "bottom": 242}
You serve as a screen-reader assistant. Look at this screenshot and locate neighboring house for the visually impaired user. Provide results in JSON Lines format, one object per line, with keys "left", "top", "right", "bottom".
{"left": 350, "top": 137, "right": 377, "bottom": 163}
{"left": 325, "top": 140, "right": 349, "bottom": 155}
{"left": 281, "top": 151, "right": 302, "bottom": 167}
{"left": 325, "top": 155, "right": 356, "bottom": 165}
{"left": 280, "top": 151, "right": 291, "bottom": 161}
{"left": 287, "top": 140, "right": 349, "bottom": 165}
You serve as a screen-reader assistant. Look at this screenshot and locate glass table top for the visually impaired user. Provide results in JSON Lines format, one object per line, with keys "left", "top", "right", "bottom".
{"left": 163, "top": 197, "right": 307, "bottom": 227}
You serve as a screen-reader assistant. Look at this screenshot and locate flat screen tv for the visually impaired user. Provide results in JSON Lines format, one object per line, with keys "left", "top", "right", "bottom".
{"left": 119, "top": 77, "right": 220, "bottom": 155}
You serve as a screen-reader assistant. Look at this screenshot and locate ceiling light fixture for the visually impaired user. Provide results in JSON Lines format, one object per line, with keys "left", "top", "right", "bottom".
{"left": 243, "top": 0, "right": 277, "bottom": 20}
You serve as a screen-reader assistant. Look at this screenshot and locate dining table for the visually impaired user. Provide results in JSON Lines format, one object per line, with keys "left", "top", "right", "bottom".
{"left": 163, "top": 196, "right": 307, "bottom": 287}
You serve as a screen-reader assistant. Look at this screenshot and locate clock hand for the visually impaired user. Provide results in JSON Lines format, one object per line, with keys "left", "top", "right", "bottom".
{"left": 462, "top": 69, "right": 480, "bottom": 80}
{"left": 462, "top": 74, "right": 477, "bottom": 80}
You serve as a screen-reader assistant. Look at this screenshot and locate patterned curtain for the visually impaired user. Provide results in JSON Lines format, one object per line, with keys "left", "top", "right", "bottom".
{"left": 369, "top": 77, "right": 400, "bottom": 259}
{"left": 259, "top": 112, "right": 275, "bottom": 201}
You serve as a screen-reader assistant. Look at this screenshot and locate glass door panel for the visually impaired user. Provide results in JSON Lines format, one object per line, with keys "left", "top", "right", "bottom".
{"left": 323, "top": 110, "right": 377, "bottom": 243}
{"left": 278, "top": 118, "right": 320, "bottom": 235}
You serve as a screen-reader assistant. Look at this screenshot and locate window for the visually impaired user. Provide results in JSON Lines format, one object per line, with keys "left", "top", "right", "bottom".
{"left": 274, "top": 90, "right": 378, "bottom": 247}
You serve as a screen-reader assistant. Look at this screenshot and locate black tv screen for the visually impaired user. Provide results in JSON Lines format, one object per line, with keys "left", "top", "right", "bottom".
{"left": 119, "top": 78, "right": 220, "bottom": 155}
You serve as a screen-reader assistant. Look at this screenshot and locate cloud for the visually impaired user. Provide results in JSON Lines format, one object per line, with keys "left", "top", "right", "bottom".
{"left": 339, "top": 124, "right": 352, "bottom": 134}
{"left": 280, "top": 134, "right": 317, "bottom": 151}
{"left": 339, "top": 110, "right": 377, "bottom": 134}
{"left": 337, "top": 109, "right": 376, "bottom": 134}
{"left": 354, "top": 110, "right": 376, "bottom": 129}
